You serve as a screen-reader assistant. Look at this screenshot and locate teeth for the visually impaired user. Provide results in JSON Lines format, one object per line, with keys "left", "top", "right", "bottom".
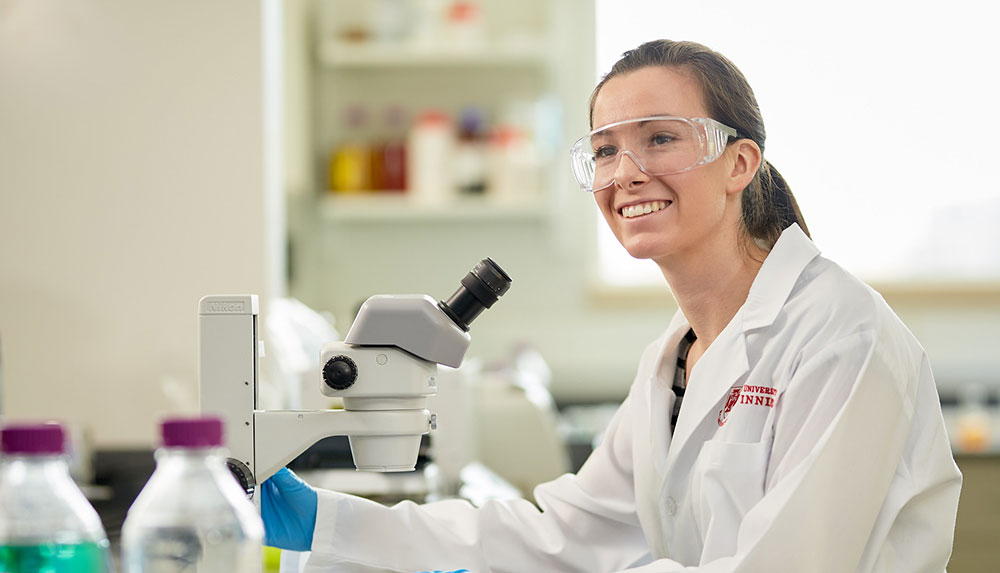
{"left": 622, "top": 201, "right": 668, "bottom": 219}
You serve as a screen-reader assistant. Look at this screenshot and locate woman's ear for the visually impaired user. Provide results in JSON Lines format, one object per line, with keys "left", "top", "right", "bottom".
{"left": 726, "top": 140, "right": 762, "bottom": 195}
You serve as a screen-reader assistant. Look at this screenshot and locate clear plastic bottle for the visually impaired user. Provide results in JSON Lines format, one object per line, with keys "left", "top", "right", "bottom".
{"left": 121, "top": 416, "right": 264, "bottom": 572}
{"left": 0, "top": 422, "right": 112, "bottom": 572}
{"left": 407, "top": 109, "right": 455, "bottom": 205}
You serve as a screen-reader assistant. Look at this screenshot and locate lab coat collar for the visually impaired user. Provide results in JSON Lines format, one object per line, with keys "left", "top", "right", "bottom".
{"left": 657, "top": 224, "right": 820, "bottom": 472}
{"left": 742, "top": 223, "right": 820, "bottom": 331}
{"left": 652, "top": 223, "right": 819, "bottom": 383}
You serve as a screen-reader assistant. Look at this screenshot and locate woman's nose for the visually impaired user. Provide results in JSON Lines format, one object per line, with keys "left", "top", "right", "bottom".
{"left": 613, "top": 150, "right": 649, "bottom": 189}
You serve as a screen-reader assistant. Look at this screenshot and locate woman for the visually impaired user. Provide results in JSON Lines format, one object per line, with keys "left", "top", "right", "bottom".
{"left": 262, "top": 40, "right": 962, "bottom": 572}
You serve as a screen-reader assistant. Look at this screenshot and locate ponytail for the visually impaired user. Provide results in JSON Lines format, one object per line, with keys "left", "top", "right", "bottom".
{"left": 742, "top": 160, "right": 810, "bottom": 250}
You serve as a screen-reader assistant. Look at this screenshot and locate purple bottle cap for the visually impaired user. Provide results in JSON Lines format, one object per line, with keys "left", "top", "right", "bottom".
{"left": 161, "top": 416, "right": 224, "bottom": 448}
{"left": 1, "top": 422, "right": 66, "bottom": 455}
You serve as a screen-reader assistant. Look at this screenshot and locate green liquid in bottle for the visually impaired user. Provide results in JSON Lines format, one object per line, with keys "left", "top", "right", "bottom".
{"left": 0, "top": 540, "right": 111, "bottom": 572}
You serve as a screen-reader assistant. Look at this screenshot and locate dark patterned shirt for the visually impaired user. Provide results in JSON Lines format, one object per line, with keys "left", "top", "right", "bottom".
{"left": 670, "top": 328, "right": 697, "bottom": 435}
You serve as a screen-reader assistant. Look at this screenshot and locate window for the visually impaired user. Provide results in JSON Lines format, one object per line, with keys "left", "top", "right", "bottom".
{"left": 594, "top": 0, "right": 1000, "bottom": 287}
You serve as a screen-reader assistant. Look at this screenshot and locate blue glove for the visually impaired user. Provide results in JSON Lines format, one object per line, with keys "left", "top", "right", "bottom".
{"left": 260, "top": 467, "right": 318, "bottom": 551}
{"left": 415, "top": 570, "right": 469, "bottom": 573}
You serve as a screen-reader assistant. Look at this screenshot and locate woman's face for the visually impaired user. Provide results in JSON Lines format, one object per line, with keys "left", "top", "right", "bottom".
{"left": 590, "top": 66, "right": 741, "bottom": 265}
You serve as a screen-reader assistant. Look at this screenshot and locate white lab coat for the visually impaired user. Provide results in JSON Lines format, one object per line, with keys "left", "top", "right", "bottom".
{"left": 303, "top": 224, "right": 962, "bottom": 572}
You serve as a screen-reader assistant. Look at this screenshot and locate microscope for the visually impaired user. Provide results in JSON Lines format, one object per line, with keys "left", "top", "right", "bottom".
{"left": 198, "top": 258, "right": 511, "bottom": 498}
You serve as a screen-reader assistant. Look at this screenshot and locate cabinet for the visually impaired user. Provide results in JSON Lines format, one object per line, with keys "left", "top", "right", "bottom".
{"left": 308, "top": 0, "right": 577, "bottom": 222}
{"left": 287, "top": 0, "right": 594, "bottom": 326}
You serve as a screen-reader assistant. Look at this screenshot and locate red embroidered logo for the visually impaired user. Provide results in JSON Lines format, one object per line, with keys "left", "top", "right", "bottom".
{"left": 718, "top": 384, "right": 777, "bottom": 426}
{"left": 739, "top": 384, "right": 777, "bottom": 408}
{"left": 718, "top": 387, "right": 742, "bottom": 426}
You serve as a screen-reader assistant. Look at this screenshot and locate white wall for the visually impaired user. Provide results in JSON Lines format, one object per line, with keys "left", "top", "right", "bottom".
{"left": 0, "top": 0, "right": 283, "bottom": 447}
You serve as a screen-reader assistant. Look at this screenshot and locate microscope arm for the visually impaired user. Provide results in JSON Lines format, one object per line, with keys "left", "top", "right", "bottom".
{"left": 199, "top": 259, "right": 510, "bottom": 496}
{"left": 252, "top": 409, "right": 433, "bottom": 483}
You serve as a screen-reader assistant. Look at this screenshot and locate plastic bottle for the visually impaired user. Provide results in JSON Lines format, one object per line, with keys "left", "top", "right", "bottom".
{"left": 372, "top": 106, "right": 408, "bottom": 192}
{"left": 410, "top": 0, "right": 446, "bottom": 49}
{"left": 121, "top": 416, "right": 264, "bottom": 572}
{"left": 0, "top": 422, "right": 112, "bottom": 572}
{"left": 487, "top": 124, "right": 541, "bottom": 205}
{"left": 454, "top": 106, "right": 488, "bottom": 196}
{"left": 956, "top": 383, "right": 992, "bottom": 453}
{"left": 372, "top": 0, "right": 410, "bottom": 45}
{"left": 444, "top": 1, "right": 485, "bottom": 49}
{"left": 407, "top": 109, "right": 455, "bottom": 205}
{"left": 328, "top": 105, "right": 372, "bottom": 193}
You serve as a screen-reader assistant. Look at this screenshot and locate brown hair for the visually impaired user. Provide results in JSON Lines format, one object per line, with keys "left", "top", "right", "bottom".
{"left": 589, "top": 39, "right": 810, "bottom": 249}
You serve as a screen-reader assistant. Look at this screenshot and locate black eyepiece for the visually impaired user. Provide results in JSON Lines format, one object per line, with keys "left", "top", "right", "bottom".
{"left": 439, "top": 258, "right": 512, "bottom": 331}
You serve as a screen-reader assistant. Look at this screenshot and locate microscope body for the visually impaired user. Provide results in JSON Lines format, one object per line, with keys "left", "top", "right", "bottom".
{"left": 316, "top": 294, "right": 473, "bottom": 473}
{"left": 197, "top": 258, "right": 510, "bottom": 499}
{"left": 316, "top": 342, "right": 436, "bottom": 472}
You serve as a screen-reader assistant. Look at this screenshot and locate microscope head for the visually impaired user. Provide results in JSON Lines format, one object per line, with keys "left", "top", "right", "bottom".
{"left": 436, "top": 257, "right": 512, "bottom": 333}
{"left": 343, "top": 258, "right": 512, "bottom": 368}
{"left": 319, "top": 258, "right": 511, "bottom": 471}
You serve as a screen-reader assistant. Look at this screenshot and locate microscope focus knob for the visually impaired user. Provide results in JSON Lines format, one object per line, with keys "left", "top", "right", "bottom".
{"left": 323, "top": 355, "right": 358, "bottom": 391}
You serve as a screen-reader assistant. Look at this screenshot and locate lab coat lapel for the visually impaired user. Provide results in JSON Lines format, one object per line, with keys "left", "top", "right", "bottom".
{"left": 663, "top": 314, "right": 750, "bottom": 474}
{"left": 645, "top": 313, "right": 695, "bottom": 476}
{"left": 662, "top": 224, "right": 819, "bottom": 473}
{"left": 634, "top": 312, "right": 692, "bottom": 555}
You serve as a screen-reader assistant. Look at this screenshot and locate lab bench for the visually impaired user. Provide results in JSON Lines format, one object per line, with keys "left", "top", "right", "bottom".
{"left": 84, "top": 444, "right": 1000, "bottom": 571}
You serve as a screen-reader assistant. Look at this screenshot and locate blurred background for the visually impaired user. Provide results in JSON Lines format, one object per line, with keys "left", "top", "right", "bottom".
{"left": 1, "top": 0, "right": 998, "bottom": 570}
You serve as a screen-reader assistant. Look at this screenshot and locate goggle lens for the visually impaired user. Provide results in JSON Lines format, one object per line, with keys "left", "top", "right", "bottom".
{"left": 571, "top": 117, "right": 735, "bottom": 192}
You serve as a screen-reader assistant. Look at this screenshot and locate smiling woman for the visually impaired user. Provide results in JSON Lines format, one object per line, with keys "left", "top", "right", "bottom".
{"left": 587, "top": 66, "right": 762, "bottom": 268}
{"left": 595, "top": 0, "right": 1000, "bottom": 287}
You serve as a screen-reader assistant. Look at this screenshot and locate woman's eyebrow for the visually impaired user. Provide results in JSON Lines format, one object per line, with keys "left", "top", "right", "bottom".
{"left": 638, "top": 114, "right": 680, "bottom": 126}
{"left": 594, "top": 114, "right": 680, "bottom": 135}
{"left": 591, "top": 127, "right": 615, "bottom": 140}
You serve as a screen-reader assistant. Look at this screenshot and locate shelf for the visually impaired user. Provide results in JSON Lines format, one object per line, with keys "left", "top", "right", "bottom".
{"left": 318, "top": 193, "right": 546, "bottom": 223}
{"left": 317, "top": 39, "right": 548, "bottom": 69}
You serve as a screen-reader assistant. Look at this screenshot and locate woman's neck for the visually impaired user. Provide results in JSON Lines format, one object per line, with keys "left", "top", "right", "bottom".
{"left": 659, "top": 235, "right": 766, "bottom": 349}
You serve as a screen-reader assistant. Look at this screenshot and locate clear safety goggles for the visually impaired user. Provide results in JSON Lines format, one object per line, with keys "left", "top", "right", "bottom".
{"left": 570, "top": 116, "right": 739, "bottom": 192}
